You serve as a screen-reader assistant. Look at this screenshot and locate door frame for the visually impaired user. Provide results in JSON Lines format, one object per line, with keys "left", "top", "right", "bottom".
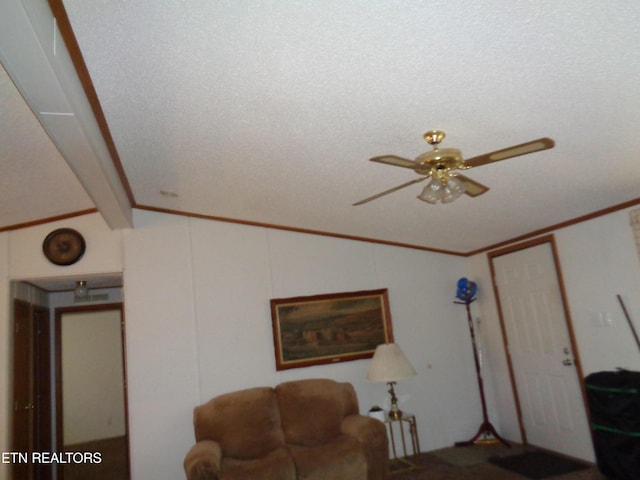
{"left": 487, "top": 234, "right": 590, "bottom": 445}
{"left": 11, "top": 299, "right": 52, "bottom": 480}
{"left": 54, "top": 303, "right": 130, "bottom": 480}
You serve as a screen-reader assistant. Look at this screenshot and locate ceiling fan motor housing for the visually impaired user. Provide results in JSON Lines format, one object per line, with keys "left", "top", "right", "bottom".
{"left": 414, "top": 148, "right": 464, "bottom": 176}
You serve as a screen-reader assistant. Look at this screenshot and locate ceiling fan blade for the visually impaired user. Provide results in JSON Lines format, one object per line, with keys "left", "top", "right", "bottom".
{"left": 353, "top": 177, "right": 427, "bottom": 206}
{"left": 370, "top": 155, "right": 418, "bottom": 169}
{"left": 456, "top": 174, "right": 490, "bottom": 197}
{"left": 463, "top": 137, "right": 555, "bottom": 168}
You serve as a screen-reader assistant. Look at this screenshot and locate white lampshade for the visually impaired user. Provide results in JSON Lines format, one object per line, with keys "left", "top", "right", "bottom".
{"left": 366, "top": 343, "right": 416, "bottom": 382}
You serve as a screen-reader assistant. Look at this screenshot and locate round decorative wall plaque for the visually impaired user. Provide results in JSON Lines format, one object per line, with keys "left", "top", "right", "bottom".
{"left": 42, "top": 228, "right": 86, "bottom": 266}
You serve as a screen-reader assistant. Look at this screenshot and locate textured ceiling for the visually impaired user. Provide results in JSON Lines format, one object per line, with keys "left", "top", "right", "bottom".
{"left": 2, "top": 1, "right": 640, "bottom": 254}
{"left": 0, "top": 63, "right": 94, "bottom": 226}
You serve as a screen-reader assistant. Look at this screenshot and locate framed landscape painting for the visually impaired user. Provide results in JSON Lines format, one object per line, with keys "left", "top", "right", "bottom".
{"left": 270, "top": 288, "right": 394, "bottom": 370}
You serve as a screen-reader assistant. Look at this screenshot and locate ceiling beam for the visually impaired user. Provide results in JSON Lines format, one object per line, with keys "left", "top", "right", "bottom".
{"left": 0, "top": 0, "right": 133, "bottom": 229}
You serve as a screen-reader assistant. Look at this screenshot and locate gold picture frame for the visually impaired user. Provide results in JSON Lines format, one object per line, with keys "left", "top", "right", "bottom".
{"left": 270, "top": 288, "right": 394, "bottom": 371}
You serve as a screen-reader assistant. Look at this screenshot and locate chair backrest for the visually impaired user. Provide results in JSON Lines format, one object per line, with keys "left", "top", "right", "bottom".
{"left": 276, "top": 378, "right": 359, "bottom": 446}
{"left": 193, "top": 386, "right": 286, "bottom": 460}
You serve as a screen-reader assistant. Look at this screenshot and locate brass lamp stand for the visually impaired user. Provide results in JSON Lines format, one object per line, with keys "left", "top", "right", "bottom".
{"left": 387, "top": 381, "right": 403, "bottom": 419}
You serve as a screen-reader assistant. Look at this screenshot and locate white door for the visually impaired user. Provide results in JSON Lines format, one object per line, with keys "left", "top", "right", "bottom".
{"left": 492, "top": 241, "right": 594, "bottom": 460}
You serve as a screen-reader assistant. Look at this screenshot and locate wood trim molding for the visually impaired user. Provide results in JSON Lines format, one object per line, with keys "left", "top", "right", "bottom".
{"left": 5, "top": 195, "right": 639, "bottom": 258}
{"left": 134, "top": 204, "right": 468, "bottom": 256}
{"left": 47, "top": 0, "right": 136, "bottom": 206}
{"left": 54, "top": 303, "right": 130, "bottom": 478}
{"left": 0, "top": 209, "right": 98, "bottom": 233}
{"left": 487, "top": 245, "right": 528, "bottom": 444}
{"left": 136, "top": 197, "right": 640, "bottom": 257}
{"left": 467, "top": 197, "right": 640, "bottom": 257}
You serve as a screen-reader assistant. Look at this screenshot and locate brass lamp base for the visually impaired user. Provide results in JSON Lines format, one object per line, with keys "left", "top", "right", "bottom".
{"left": 387, "top": 382, "right": 403, "bottom": 419}
{"left": 388, "top": 408, "right": 403, "bottom": 420}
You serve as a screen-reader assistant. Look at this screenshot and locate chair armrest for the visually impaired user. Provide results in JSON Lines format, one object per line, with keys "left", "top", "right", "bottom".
{"left": 183, "top": 440, "right": 222, "bottom": 480}
{"left": 341, "top": 415, "right": 389, "bottom": 480}
{"left": 341, "top": 414, "right": 387, "bottom": 447}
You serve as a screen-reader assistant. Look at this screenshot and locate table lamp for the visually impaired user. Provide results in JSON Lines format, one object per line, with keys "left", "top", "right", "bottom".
{"left": 366, "top": 343, "right": 416, "bottom": 419}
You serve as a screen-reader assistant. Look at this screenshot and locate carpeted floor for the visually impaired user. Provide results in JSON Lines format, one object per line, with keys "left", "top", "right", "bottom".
{"left": 63, "top": 435, "right": 129, "bottom": 480}
{"left": 390, "top": 443, "right": 606, "bottom": 480}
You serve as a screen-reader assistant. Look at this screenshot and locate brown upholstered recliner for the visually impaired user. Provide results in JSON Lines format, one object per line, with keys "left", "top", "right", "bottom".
{"left": 183, "top": 378, "right": 389, "bottom": 480}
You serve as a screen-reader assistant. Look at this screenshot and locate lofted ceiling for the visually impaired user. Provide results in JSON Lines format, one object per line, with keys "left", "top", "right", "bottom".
{"left": 1, "top": 1, "right": 639, "bottom": 255}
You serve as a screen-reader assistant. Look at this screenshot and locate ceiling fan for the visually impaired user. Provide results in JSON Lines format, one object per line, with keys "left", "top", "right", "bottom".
{"left": 354, "top": 130, "right": 554, "bottom": 205}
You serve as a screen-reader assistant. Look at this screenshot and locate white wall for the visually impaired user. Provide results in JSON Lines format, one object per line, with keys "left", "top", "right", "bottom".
{"left": 123, "top": 213, "right": 201, "bottom": 480}
{"left": 2, "top": 207, "right": 639, "bottom": 479}
{"left": 61, "top": 309, "right": 126, "bottom": 445}
{"left": 7, "top": 213, "right": 124, "bottom": 281}
{"left": 123, "top": 210, "right": 476, "bottom": 479}
{"left": 462, "top": 252, "right": 513, "bottom": 439}
{"left": 467, "top": 206, "right": 640, "bottom": 459}
{"left": 0, "top": 214, "right": 124, "bottom": 479}
{"left": 555, "top": 209, "right": 640, "bottom": 373}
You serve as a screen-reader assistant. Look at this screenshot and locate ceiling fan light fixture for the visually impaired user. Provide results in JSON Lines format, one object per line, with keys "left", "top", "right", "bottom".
{"left": 418, "top": 174, "right": 467, "bottom": 204}
{"left": 355, "top": 130, "right": 554, "bottom": 206}
{"left": 441, "top": 176, "right": 466, "bottom": 203}
{"left": 417, "top": 177, "right": 443, "bottom": 204}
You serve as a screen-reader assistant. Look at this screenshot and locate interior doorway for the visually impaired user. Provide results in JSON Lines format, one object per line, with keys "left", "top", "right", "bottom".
{"left": 10, "top": 275, "right": 128, "bottom": 480}
{"left": 55, "top": 304, "right": 130, "bottom": 480}
{"left": 488, "top": 235, "right": 594, "bottom": 460}
{"left": 12, "top": 299, "right": 52, "bottom": 480}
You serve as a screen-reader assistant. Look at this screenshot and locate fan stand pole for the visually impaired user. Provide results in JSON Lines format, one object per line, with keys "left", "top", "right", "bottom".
{"left": 454, "top": 299, "right": 510, "bottom": 448}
